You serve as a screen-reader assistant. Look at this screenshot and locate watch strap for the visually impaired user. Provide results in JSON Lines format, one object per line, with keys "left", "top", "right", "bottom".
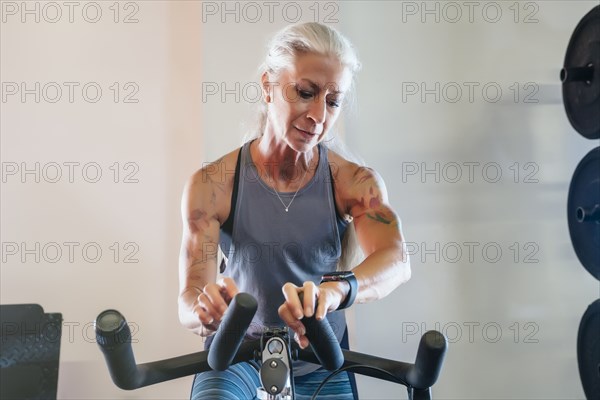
{"left": 320, "top": 271, "right": 358, "bottom": 310}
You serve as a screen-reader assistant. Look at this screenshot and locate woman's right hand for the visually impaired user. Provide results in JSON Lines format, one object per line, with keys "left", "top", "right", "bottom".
{"left": 195, "top": 277, "right": 239, "bottom": 335}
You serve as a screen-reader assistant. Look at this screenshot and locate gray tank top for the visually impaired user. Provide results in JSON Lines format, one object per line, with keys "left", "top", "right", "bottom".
{"left": 217, "top": 139, "right": 348, "bottom": 376}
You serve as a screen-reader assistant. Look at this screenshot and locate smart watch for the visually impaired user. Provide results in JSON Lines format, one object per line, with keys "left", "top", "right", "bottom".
{"left": 320, "top": 271, "right": 358, "bottom": 310}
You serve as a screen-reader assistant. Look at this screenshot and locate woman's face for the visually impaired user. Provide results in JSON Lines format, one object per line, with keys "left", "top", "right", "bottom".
{"left": 262, "top": 52, "right": 352, "bottom": 153}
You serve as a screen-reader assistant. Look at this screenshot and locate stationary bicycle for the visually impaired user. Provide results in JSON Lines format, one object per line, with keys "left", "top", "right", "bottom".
{"left": 95, "top": 293, "right": 447, "bottom": 400}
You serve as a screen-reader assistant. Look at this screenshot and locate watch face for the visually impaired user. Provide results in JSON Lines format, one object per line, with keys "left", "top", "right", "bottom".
{"left": 323, "top": 272, "right": 354, "bottom": 280}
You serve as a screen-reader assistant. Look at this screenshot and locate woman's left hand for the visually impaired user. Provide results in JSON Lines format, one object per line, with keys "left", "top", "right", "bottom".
{"left": 278, "top": 280, "right": 348, "bottom": 349}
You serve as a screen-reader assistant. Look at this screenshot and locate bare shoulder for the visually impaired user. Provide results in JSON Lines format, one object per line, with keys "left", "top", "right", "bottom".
{"left": 184, "top": 147, "right": 241, "bottom": 225}
{"left": 326, "top": 148, "right": 388, "bottom": 217}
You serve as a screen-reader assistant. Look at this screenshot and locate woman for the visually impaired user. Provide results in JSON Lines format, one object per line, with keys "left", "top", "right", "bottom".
{"left": 178, "top": 22, "right": 410, "bottom": 399}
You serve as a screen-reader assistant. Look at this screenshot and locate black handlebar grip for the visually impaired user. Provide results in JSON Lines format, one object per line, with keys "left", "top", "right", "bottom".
{"left": 298, "top": 292, "right": 344, "bottom": 371}
{"left": 407, "top": 330, "right": 447, "bottom": 389}
{"left": 95, "top": 309, "right": 140, "bottom": 390}
{"left": 207, "top": 292, "right": 258, "bottom": 371}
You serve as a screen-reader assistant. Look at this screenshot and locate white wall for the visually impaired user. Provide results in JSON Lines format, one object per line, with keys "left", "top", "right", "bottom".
{"left": 338, "top": 1, "right": 598, "bottom": 398}
{"left": 1, "top": 1, "right": 597, "bottom": 398}
{"left": 1, "top": 2, "right": 203, "bottom": 398}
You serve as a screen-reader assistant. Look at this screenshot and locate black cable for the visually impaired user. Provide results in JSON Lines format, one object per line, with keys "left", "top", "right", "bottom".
{"left": 310, "top": 364, "right": 410, "bottom": 400}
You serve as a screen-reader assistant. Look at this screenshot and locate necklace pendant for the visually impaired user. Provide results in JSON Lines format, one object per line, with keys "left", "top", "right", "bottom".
{"left": 285, "top": 208, "right": 289, "bottom": 212}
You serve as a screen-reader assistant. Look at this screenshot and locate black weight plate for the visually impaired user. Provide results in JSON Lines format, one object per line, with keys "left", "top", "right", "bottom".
{"left": 568, "top": 147, "right": 600, "bottom": 280}
{"left": 562, "top": 5, "right": 600, "bottom": 139}
{"left": 578, "top": 299, "right": 600, "bottom": 400}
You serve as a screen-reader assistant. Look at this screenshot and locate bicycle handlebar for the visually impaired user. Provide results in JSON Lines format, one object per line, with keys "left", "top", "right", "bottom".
{"left": 95, "top": 293, "right": 447, "bottom": 393}
{"left": 301, "top": 312, "right": 345, "bottom": 370}
{"left": 207, "top": 292, "right": 257, "bottom": 371}
{"left": 298, "top": 291, "right": 344, "bottom": 370}
{"left": 409, "top": 330, "right": 447, "bottom": 388}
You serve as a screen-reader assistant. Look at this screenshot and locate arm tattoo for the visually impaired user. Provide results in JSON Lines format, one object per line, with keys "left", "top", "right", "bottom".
{"left": 366, "top": 212, "right": 395, "bottom": 225}
{"left": 352, "top": 167, "right": 398, "bottom": 226}
{"left": 187, "top": 209, "right": 209, "bottom": 233}
{"left": 353, "top": 167, "right": 372, "bottom": 185}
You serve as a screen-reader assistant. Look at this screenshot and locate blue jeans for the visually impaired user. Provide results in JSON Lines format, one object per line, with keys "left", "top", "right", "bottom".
{"left": 191, "top": 360, "right": 355, "bottom": 400}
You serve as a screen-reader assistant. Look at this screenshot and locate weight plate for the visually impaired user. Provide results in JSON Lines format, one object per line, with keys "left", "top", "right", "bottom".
{"left": 561, "top": 5, "right": 600, "bottom": 139}
{"left": 577, "top": 299, "right": 600, "bottom": 400}
{"left": 567, "top": 147, "right": 600, "bottom": 280}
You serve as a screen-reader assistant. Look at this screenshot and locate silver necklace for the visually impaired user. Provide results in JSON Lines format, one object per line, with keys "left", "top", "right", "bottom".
{"left": 267, "top": 166, "right": 310, "bottom": 212}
